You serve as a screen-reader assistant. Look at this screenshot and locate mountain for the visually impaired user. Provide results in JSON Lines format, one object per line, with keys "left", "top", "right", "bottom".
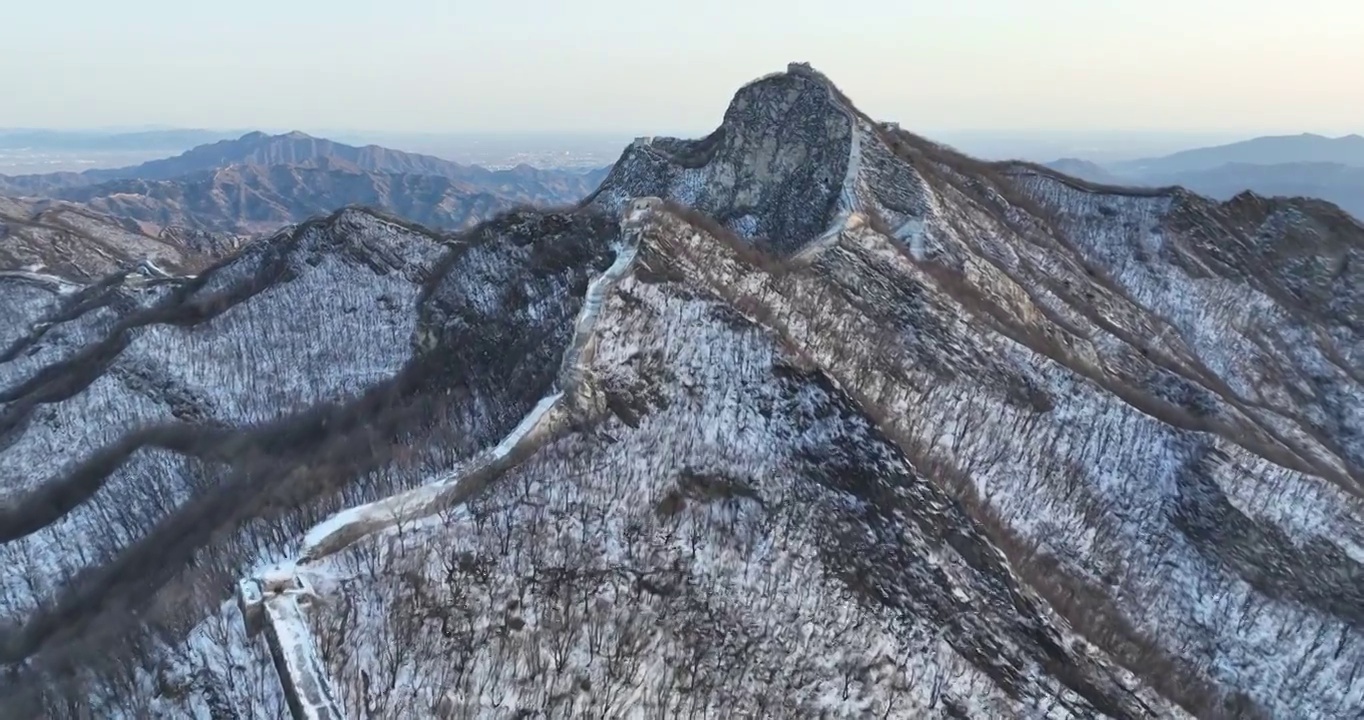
{"left": 1113, "top": 132, "right": 1364, "bottom": 175}
{"left": 1044, "top": 157, "right": 1129, "bottom": 186}
{"left": 0, "top": 132, "right": 611, "bottom": 239}
{"left": 1, "top": 63, "right": 1361, "bottom": 719}
{"left": 0, "top": 131, "right": 609, "bottom": 198}
{"left": 42, "top": 160, "right": 610, "bottom": 235}
{"left": 0, "top": 196, "right": 238, "bottom": 280}
{"left": 1142, "top": 161, "right": 1364, "bottom": 219}
{"left": 1040, "top": 162, "right": 1364, "bottom": 221}
{"left": 1049, "top": 135, "right": 1364, "bottom": 219}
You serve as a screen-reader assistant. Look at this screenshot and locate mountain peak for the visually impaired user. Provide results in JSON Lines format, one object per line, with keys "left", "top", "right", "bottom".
{"left": 3, "top": 130, "right": 481, "bottom": 187}
{"left": 234, "top": 130, "right": 314, "bottom": 143}
{"left": 592, "top": 63, "right": 867, "bottom": 255}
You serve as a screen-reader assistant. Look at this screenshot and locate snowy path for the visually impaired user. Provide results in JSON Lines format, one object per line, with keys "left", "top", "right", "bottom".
{"left": 298, "top": 390, "right": 566, "bottom": 561}
{"left": 262, "top": 593, "right": 346, "bottom": 720}
{"left": 238, "top": 203, "right": 649, "bottom": 718}
{"left": 298, "top": 202, "right": 645, "bottom": 563}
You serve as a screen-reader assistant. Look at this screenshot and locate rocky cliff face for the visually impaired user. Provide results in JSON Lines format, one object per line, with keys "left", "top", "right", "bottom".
{"left": 0, "top": 65, "right": 1361, "bottom": 719}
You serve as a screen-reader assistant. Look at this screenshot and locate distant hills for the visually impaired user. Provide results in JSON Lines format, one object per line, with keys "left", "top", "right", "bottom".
{"left": 0, "top": 196, "right": 236, "bottom": 280}
{"left": 0, "top": 130, "right": 607, "bottom": 196}
{"left": 49, "top": 161, "right": 607, "bottom": 235}
{"left": 6, "top": 125, "right": 1360, "bottom": 276}
{"left": 1042, "top": 158, "right": 1127, "bottom": 186}
{"left": 1047, "top": 133, "right": 1364, "bottom": 218}
{"left": 0, "top": 131, "right": 609, "bottom": 240}
{"left": 1112, "top": 133, "right": 1364, "bottom": 176}
{"left": 1165, "top": 162, "right": 1364, "bottom": 215}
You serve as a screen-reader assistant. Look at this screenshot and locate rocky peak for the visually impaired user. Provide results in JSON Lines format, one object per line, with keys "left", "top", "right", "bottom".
{"left": 594, "top": 64, "right": 861, "bottom": 254}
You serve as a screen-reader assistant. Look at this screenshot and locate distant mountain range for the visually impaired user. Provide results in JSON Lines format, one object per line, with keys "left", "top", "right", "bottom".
{"left": 1047, "top": 133, "right": 1364, "bottom": 218}
{"left": 1043, "top": 158, "right": 1128, "bottom": 186}
{"left": 0, "top": 131, "right": 609, "bottom": 244}
{"left": 48, "top": 161, "right": 598, "bottom": 235}
{"left": 0, "top": 130, "right": 607, "bottom": 196}
{"left": 5, "top": 125, "right": 1360, "bottom": 280}
{"left": 1112, "top": 133, "right": 1364, "bottom": 176}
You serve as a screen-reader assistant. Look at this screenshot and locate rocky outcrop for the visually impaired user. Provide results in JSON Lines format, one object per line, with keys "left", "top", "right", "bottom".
{"left": 594, "top": 64, "right": 855, "bottom": 253}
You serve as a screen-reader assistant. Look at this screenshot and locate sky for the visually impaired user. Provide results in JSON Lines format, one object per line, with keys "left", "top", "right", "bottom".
{"left": 5, "top": 0, "right": 1362, "bottom": 136}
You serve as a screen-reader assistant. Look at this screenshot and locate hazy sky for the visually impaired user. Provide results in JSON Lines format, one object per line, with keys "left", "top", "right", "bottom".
{"left": 6, "top": 0, "right": 1361, "bottom": 135}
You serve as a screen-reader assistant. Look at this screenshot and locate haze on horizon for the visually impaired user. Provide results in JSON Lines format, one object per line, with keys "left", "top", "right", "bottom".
{"left": 5, "top": 0, "right": 1362, "bottom": 137}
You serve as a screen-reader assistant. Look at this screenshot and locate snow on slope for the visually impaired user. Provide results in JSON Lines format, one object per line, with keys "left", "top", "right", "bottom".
{"left": 0, "top": 210, "right": 447, "bottom": 623}
{"left": 295, "top": 209, "right": 640, "bottom": 560}
{"left": 0, "top": 205, "right": 631, "bottom": 718}
{"left": 0, "top": 213, "right": 457, "bottom": 714}
{"left": 1021, "top": 173, "right": 1362, "bottom": 477}
{"left": 144, "top": 66, "right": 1364, "bottom": 720}
{"left": 220, "top": 213, "right": 1176, "bottom": 718}
{"left": 0, "top": 275, "right": 66, "bottom": 351}
{"left": 3, "top": 63, "right": 1362, "bottom": 720}
{"left": 648, "top": 170, "right": 1364, "bottom": 718}
{"left": 225, "top": 205, "right": 654, "bottom": 718}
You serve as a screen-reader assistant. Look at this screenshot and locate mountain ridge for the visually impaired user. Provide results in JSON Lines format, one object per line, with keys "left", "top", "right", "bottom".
{"left": 0, "top": 63, "right": 1361, "bottom": 718}
{"left": 0, "top": 196, "right": 239, "bottom": 280}
{"left": 38, "top": 160, "right": 608, "bottom": 235}
{"left": 0, "top": 131, "right": 606, "bottom": 197}
{"left": 1046, "top": 132, "right": 1364, "bottom": 219}
{"left": 1, "top": 133, "right": 610, "bottom": 272}
{"left": 1115, "top": 132, "right": 1364, "bottom": 175}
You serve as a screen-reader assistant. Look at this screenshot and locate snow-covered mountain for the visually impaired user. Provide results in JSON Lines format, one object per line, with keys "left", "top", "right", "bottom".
{"left": 1, "top": 63, "right": 1361, "bottom": 719}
